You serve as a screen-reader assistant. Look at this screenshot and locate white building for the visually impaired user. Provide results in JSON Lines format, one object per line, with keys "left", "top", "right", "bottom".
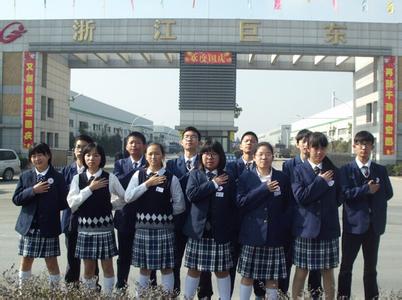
{"left": 152, "top": 125, "right": 181, "bottom": 153}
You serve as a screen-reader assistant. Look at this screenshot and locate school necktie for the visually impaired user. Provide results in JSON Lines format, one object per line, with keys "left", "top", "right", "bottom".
{"left": 362, "top": 166, "right": 370, "bottom": 178}
{"left": 36, "top": 174, "right": 45, "bottom": 183}
{"left": 88, "top": 176, "right": 95, "bottom": 184}
{"left": 186, "top": 160, "right": 192, "bottom": 171}
{"left": 206, "top": 171, "right": 215, "bottom": 181}
{"left": 245, "top": 162, "right": 252, "bottom": 171}
{"left": 314, "top": 166, "right": 321, "bottom": 175}
{"left": 133, "top": 162, "right": 138, "bottom": 169}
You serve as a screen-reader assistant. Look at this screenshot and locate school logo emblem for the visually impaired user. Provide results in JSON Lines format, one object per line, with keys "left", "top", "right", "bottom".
{"left": 0, "top": 22, "right": 27, "bottom": 44}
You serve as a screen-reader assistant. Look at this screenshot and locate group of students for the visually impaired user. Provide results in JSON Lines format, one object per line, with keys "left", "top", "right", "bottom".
{"left": 12, "top": 126, "right": 393, "bottom": 299}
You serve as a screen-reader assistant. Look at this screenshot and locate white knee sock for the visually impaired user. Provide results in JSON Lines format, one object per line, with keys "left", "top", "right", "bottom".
{"left": 161, "top": 272, "right": 174, "bottom": 293}
{"left": 103, "top": 276, "right": 115, "bottom": 295}
{"left": 184, "top": 275, "right": 200, "bottom": 299}
{"left": 216, "top": 275, "right": 231, "bottom": 300}
{"left": 48, "top": 273, "right": 61, "bottom": 288}
{"left": 83, "top": 277, "right": 97, "bottom": 290}
{"left": 136, "top": 273, "right": 150, "bottom": 297}
{"left": 18, "top": 270, "right": 31, "bottom": 288}
{"left": 266, "top": 288, "right": 278, "bottom": 300}
{"left": 240, "top": 283, "right": 253, "bottom": 300}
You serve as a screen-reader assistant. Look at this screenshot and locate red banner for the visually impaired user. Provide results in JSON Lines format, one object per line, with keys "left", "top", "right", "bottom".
{"left": 22, "top": 52, "right": 36, "bottom": 149}
{"left": 184, "top": 51, "right": 232, "bottom": 64}
{"left": 383, "top": 56, "right": 396, "bottom": 155}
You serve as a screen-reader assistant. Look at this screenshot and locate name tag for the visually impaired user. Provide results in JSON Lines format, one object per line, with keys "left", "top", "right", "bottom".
{"left": 156, "top": 186, "right": 164, "bottom": 193}
{"left": 216, "top": 192, "right": 224, "bottom": 198}
{"left": 327, "top": 180, "right": 335, "bottom": 187}
{"left": 274, "top": 190, "right": 281, "bottom": 197}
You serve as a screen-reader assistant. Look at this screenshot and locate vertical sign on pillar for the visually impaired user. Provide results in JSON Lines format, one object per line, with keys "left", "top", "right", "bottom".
{"left": 383, "top": 56, "right": 396, "bottom": 155}
{"left": 22, "top": 52, "right": 36, "bottom": 149}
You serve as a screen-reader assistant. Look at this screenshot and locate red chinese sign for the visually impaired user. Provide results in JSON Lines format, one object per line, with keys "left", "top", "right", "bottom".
{"left": 184, "top": 51, "right": 232, "bottom": 64}
{"left": 0, "top": 22, "right": 27, "bottom": 44}
{"left": 22, "top": 52, "right": 36, "bottom": 149}
{"left": 383, "top": 56, "right": 396, "bottom": 155}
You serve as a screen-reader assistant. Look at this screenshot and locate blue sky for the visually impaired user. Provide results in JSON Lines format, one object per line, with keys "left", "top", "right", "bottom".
{"left": 1, "top": 0, "right": 398, "bottom": 135}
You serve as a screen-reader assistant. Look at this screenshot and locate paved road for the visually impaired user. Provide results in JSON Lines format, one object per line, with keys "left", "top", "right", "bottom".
{"left": 0, "top": 168, "right": 401, "bottom": 298}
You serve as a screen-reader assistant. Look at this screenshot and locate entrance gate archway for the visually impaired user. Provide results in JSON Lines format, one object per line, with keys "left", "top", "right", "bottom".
{"left": 0, "top": 19, "right": 400, "bottom": 164}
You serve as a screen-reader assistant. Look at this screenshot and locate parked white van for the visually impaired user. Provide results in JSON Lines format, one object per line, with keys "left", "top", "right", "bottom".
{"left": 0, "top": 149, "right": 21, "bottom": 181}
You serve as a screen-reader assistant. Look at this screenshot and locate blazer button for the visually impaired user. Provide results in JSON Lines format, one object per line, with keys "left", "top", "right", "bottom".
{"left": 264, "top": 219, "right": 268, "bottom": 223}
{"left": 264, "top": 208, "right": 267, "bottom": 211}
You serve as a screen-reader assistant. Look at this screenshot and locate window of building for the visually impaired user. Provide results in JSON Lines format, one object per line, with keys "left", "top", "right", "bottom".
{"left": 69, "top": 119, "right": 74, "bottom": 128}
{"left": 54, "top": 133, "right": 59, "bottom": 148}
{"left": 41, "top": 53, "right": 47, "bottom": 88}
{"left": 47, "top": 132, "right": 53, "bottom": 147}
{"left": 40, "top": 131, "right": 46, "bottom": 143}
{"left": 47, "top": 98, "right": 54, "bottom": 118}
{"left": 79, "top": 121, "right": 88, "bottom": 131}
{"left": 41, "top": 96, "right": 46, "bottom": 120}
{"left": 366, "top": 103, "right": 373, "bottom": 123}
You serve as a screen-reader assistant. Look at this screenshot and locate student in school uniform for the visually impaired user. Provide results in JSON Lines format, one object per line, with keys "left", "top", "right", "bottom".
{"left": 67, "top": 143, "right": 126, "bottom": 296}
{"left": 13, "top": 143, "right": 68, "bottom": 288}
{"left": 291, "top": 132, "right": 342, "bottom": 300}
{"left": 125, "top": 142, "right": 185, "bottom": 296}
{"left": 183, "top": 140, "right": 236, "bottom": 300}
{"left": 237, "top": 142, "right": 290, "bottom": 300}
{"left": 113, "top": 131, "right": 149, "bottom": 290}
{"left": 281, "top": 129, "right": 322, "bottom": 298}
{"left": 60, "top": 134, "right": 94, "bottom": 286}
{"left": 166, "top": 126, "right": 201, "bottom": 296}
{"left": 226, "top": 131, "right": 267, "bottom": 299}
{"left": 337, "top": 131, "right": 393, "bottom": 300}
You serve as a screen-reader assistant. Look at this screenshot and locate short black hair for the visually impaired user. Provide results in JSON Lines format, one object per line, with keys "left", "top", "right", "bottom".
{"left": 126, "top": 131, "right": 146, "bottom": 145}
{"left": 74, "top": 134, "right": 94, "bottom": 146}
{"left": 182, "top": 126, "right": 201, "bottom": 141}
{"left": 308, "top": 132, "right": 328, "bottom": 148}
{"left": 255, "top": 142, "right": 274, "bottom": 155}
{"left": 82, "top": 143, "right": 106, "bottom": 169}
{"left": 295, "top": 129, "right": 312, "bottom": 143}
{"left": 199, "top": 140, "right": 226, "bottom": 172}
{"left": 354, "top": 130, "right": 375, "bottom": 145}
{"left": 241, "top": 131, "right": 258, "bottom": 143}
{"left": 28, "top": 143, "right": 52, "bottom": 164}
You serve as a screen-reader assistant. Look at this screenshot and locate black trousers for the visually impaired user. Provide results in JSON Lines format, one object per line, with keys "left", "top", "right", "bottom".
{"left": 116, "top": 230, "right": 157, "bottom": 289}
{"left": 64, "top": 230, "right": 100, "bottom": 285}
{"left": 174, "top": 230, "right": 188, "bottom": 294}
{"left": 338, "top": 225, "right": 380, "bottom": 300}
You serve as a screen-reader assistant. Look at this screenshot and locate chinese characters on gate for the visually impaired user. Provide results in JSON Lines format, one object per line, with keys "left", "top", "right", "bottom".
{"left": 383, "top": 56, "right": 396, "bottom": 155}
{"left": 22, "top": 52, "right": 36, "bottom": 149}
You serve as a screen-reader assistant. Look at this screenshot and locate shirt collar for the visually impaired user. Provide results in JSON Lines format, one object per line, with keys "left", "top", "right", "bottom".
{"left": 86, "top": 168, "right": 102, "bottom": 179}
{"left": 307, "top": 159, "right": 322, "bottom": 170}
{"left": 185, "top": 154, "right": 197, "bottom": 164}
{"left": 130, "top": 156, "right": 143, "bottom": 165}
{"left": 256, "top": 168, "right": 273, "bottom": 182}
{"left": 355, "top": 157, "right": 371, "bottom": 169}
{"left": 35, "top": 166, "right": 50, "bottom": 176}
{"left": 76, "top": 162, "right": 85, "bottom": 174}
{"left": 146, "top": 167, "right": 166, "bottom": 176}
{"left": 205, "top": 169, "right": 218, "bottom": 175}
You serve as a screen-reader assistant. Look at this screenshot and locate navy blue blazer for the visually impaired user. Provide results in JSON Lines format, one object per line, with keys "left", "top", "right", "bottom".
{"left": 282, "top": 155, "right": 304, "bottom": 182}
{"left": 237, "top": 168, "right": 290, "bottom": 247}
{"left": 292, "top": 157, "right": 342, "bottom": 240}
{"left": 226, "top": 158, "right": 251, "bottom": 181}
{"left": 340, "top": 160, "right": 393, "bottom": 235}
{"left": 13, "top": 165, "right": 68, "bottom": 237}
{"left": 113, "top": 156, "right": 146, "bottom": 233}
{"left": 60, "top": 162, "right": 78, "bottom": 233}
{"left": 183, "top": 169, "right": 236, "bottom": 243}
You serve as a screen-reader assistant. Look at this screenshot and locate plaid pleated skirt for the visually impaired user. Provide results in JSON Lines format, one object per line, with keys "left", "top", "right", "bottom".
{"left": 184, "top": 238, "right": 233, "bottom": 272}
{"left": 237, "top": 245, "right": 287, "bottom": 280}
{"left": 75, "top": 231, "right": 118, "bottom": 260}
{"left": 132, "top": 228, "right": 175, "bottom": 270}
{"left": 293, "top": 237, "right": 339, "bottom": 270}
{"left": 18, "top": 229, "right": 60, "bottom": 258}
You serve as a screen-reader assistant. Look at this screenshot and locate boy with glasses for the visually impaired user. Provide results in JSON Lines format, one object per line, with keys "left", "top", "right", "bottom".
{"left": 337, "top": 131, "right": 393, "bottom": 299}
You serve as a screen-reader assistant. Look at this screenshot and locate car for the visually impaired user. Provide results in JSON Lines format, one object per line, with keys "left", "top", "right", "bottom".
{"left": 225, "top": 153, "right": 237, "bottom": 164}
{"left": 0, "top": 149, "right": 21, "bottom": 181}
